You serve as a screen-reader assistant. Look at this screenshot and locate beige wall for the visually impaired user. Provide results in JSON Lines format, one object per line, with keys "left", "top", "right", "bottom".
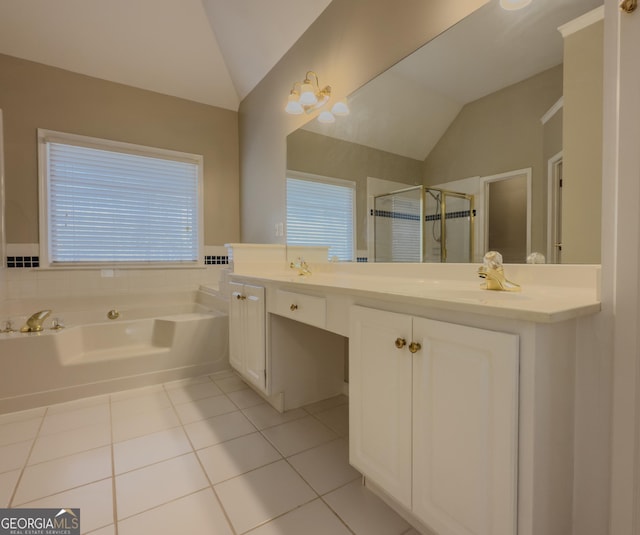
{"left": 561, "top": 20, "right": 603, "bottom": 264}
{"left": 239, "top": 0, "right": 488, "bottom": 244}
{"left": 423, "top": 65, "right": 563, "bottom": 256}
{"left": 287, "top": 129, "right": 421, "bottom": 250}
{"left": 0, "top": 53, "right": 240, "bottom": 246}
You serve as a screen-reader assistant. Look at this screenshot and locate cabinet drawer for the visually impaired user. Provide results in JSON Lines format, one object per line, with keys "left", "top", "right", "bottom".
{"left": 274, "top": 289, "right": 326, "bottom": 329}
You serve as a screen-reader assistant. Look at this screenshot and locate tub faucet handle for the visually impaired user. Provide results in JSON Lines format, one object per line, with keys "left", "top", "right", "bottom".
{"left": 1, "top": 320, "right": 16, "bottom": 333}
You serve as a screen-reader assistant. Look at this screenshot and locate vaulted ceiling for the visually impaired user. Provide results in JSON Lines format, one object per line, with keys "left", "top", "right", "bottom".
{"left": 0, "top": 0, "right": 333, "bottom": 110}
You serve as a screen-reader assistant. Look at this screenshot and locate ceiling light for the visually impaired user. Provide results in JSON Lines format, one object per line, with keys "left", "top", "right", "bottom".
{"left": 331, "top": 101, "right": 350, "bottom": 116}
{"left": 285, "top": 71, "right": 347, "bottom": 120}
{"left": 285, "top": 90, "right": 304, "bottom": 114}
{"left": 317, "top": 111, "right": 336, "bottom": 124}
{"left": 499, "top": 0, "right": 532, "bottom": 10}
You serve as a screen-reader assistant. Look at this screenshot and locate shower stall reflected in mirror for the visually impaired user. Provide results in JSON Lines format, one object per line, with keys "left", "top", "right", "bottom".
{"left": 373, "top": 186, "right": 474, "bottom": 263}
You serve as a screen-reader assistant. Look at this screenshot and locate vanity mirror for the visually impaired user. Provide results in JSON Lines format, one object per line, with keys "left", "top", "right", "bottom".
{"left": 286, "top": 0, "right": 603, "bottom": 264}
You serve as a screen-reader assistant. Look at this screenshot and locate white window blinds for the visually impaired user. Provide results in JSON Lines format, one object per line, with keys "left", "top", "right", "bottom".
{"left": 286, "top": 175, "right": 355, "bottom": 261}
{"left": 40, "top": 131, "right": 202, "bottom": 265}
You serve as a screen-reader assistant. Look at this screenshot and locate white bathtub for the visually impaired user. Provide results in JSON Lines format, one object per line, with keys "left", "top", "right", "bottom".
{"left": 0, "top": 295, "right": 229, "bottom": 413}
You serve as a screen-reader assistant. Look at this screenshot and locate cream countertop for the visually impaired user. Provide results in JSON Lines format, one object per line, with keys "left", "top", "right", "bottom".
{"left": 218, "top": 262, "right": 601, "bottom": 324}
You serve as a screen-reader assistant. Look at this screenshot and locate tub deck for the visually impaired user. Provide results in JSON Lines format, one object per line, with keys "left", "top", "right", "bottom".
{"left": 0, "top": 294, "right": 230, "bottom": 414}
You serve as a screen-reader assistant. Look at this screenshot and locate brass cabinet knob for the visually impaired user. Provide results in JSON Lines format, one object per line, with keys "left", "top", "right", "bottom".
{"left": 290, "top": 304, "right": 298, "bottom": 311}
{"left": 395, "top": 337, "right": 407, "bottom": 349}
{"left": 409, "top": 342, "right": 422, "bottom": 354}
{"left": 236, "top": 294, "right": 246, "bottom": 300}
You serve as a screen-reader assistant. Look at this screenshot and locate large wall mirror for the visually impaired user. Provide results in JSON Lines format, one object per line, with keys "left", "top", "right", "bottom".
{"left": 286, "top": 0, "right": 603, "bottom": 264}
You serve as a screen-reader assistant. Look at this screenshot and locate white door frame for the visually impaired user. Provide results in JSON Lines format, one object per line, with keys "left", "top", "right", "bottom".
{"left": 482, "top": 168, "right": 532, "bottom": 258}
{"left": 547, "top": 151, "right": 563, "bottom": 263}
{"left": 607, "top": 1, "right": 640, "bottom": 534}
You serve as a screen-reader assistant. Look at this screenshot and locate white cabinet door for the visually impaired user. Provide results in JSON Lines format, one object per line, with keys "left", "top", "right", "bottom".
{"left": 349, "top": 305, "right": 413, "bottom": 508}
{"left": 243, "top": 284, "right": 266, "bottom": 391}
{"left": 412, "top": 317, "right": 519, "bottom": 535}
{"left": 228, "top": 282, "right": 245, "bottom": 373}
{"left": 228, "top": 282, "right": 266, "bottom": 393}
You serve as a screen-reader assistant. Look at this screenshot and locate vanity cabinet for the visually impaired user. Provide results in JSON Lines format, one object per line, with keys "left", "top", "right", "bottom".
{"left": 349, "top": 305, "right": 519, "bottom": 535}
{"left": 229, "top": 282, "right": 266, "bottom": 392}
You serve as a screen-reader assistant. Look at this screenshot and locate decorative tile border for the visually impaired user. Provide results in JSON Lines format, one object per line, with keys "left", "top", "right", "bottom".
{"left": 5, "top": 255, "right": 229, "bottom": 268}
{"left": 425, "top": 209, "right": 474, "bottom": 222}
{"left": 204, "top": 255, "right": 229, "bottom": 265}
{"left": 7, "top": 256, "right": 40, "bottom": 268}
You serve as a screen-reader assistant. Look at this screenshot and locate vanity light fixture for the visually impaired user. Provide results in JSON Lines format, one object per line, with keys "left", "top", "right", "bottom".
{"left": 499, "top": 0, "right": 532, "bottom": 10}
{"left": 285, "top": 70, "right": 349, "bottom": 123}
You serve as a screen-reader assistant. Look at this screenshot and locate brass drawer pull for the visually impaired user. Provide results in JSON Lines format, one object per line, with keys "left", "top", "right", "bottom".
{"left": 290, "top": 304, "right": 298, "bottom": 311}
{"left": 236, "top": 294, "right": 246, "bottom": 300}
{"left": 395, "top": 337, "right": 407, "bottom": 349}
{"left": 409, "top": 342, "right": 422, "bottom": 354}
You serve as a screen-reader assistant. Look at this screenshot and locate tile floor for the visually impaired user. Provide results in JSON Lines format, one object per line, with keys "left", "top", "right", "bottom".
{"left": 0, "top": 370, "right": 421, "bottom": 535}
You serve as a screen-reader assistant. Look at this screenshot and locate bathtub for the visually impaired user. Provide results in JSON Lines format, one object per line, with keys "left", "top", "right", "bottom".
{"left": 0, "top": 293, "right": 229, "bottom": 414}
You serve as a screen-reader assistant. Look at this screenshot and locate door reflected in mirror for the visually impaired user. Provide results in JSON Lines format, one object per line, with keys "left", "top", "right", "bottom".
{"left": 286, "top": 0, "right": 603, "bottom": 264}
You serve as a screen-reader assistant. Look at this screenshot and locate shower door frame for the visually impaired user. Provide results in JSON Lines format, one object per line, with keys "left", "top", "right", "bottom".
{"left": 373, "top": 185, "right": 475, "bottom": 263}
{"left": 425, "top": 187, "right": 475, "bottom": 263}
{"left": 373, "top": 185, "right": 425, "bottom": 263}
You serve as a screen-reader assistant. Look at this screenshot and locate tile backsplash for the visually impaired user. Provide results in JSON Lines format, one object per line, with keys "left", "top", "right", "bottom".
{"left": 1, "top": 244, "right": 228, "bottom": 303}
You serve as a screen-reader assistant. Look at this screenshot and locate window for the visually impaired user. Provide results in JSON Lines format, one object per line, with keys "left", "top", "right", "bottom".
{"left": 286, "top": 173, "right": 355, "bottom": 261}
{"left": 38, "top": 130, "right": 203, "bottom": 266}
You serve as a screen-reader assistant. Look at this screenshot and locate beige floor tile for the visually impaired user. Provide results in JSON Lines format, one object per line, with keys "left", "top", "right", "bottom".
{"left": 303, "top": 395, "right": 348, "bottom": 415}
{"left": 47, "top": 394, "right": 109, "bottom": 415}
{"left": 0, "top": 440, "right": 33, "bottom": 473}
{"left": 115, "top": 453, "right": 208, "bottom": 519}
{"left": 314, "top": 403, "right": 349, "bottom": 436}
{"left": 109, "top": 384, "right": 164, "bottom": 402}
{"left": 215, "top": 460, "right": 316, "bottom": 534}
{"left": 241, "top": 404, "right": 307, "bottom": 430}
{"left": 114, "top": 427, "right": 192, "bottom": 475}
{"left": 13, "top": 446, "right": 112, "bottom": 505}
{"left": 118, "top": 488, "right": 233, "bottom": 535}
{"left": 0, "top": 469, "right": 20, "bottom": 507}
{"left": 227, "top": 388, "right": 264, "bottom": 409}
{"left": 110, "top": 391, "right": 171, "bottom": 419}
{"left": 39, "top": 404, "right": 110, "bottom": 437}
{"left": 0, "top": 407, "right": 46, "bottom": 425}
{"left": 173, "top": 395, "right": 237, "bottom": 425}
{"left": 86, "top": 525, "right": 115, "bottom": 535}
{"left": 165, "top": 381, "right": 224, "bottom": 405}
{"left": 262, "top": 415, "right": 337, "bottom": 457}
{"left": 0, "top": 418, "right": 43, "bottom": 447}
{"left": 21, "top": 479, "right": 114, "bottom": 534}
{"left": 246, "top": 499, "right": 352, "bottom": 535}
{"left": 163, "top": 375, "right": 212, "bottom": 390}
{"left": 209, "top": 369, "right": 237, "bottom": 379}
{"left": 197, "top": 432, "right": 281, "bottom": 484}
{"left": 324, "top": 479, "right": 411, "bottom": 535}
{"left": 213, "top": 375, "right": 249, "bottom": 393}
{"left": 183, "top": 410, "right": 256, "bottom": 450}
{"left": 111, "top": 406, "right": 180, "bottom": 443}
{"left": 29, "top": 422, "right": 111, "bottom": 465}
{"left": 288, "top": 438, "right": 360, "bottom": 495}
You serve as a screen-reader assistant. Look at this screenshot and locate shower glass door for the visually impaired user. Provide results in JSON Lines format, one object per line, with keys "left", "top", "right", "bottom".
{"left": 373, "top": 186, "right": 423, "bottom": 262}
{"left": 442, "top": 191, "right": 474, "bottom": 263}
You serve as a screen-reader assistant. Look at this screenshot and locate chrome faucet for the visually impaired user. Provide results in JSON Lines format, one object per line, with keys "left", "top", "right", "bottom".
{"left": 478, "top": 251, "right": 520, "bottom": 292}
{"left": 20, "top": 310, "right": 53, "bottom": 332}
